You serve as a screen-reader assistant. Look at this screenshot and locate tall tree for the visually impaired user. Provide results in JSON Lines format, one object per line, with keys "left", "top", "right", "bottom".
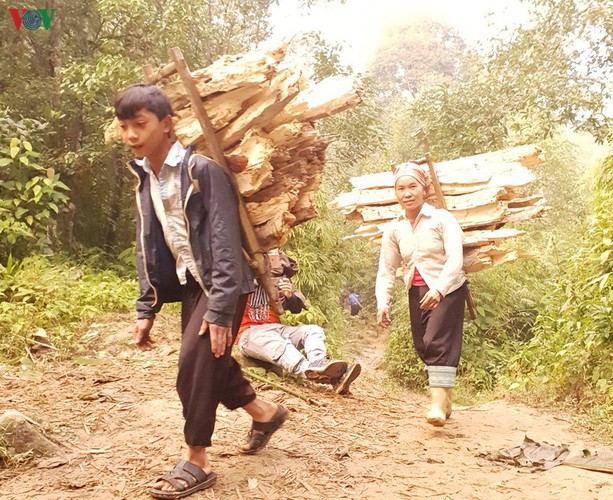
{"left": 368, "top": 20, "right": 468, "bottom": 99}
{"left": 402, "top": 0, "right": 612, "bottom": 160}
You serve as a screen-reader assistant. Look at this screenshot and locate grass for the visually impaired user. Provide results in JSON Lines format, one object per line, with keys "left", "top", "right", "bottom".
{"left": 0, "top": 254, "right": 137, "bottom": 364}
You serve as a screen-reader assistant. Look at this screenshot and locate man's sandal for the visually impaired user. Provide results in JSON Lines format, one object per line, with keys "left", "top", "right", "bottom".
{"left": 149, "top": 459, "right": 217, "bottom": 499}
{"left": 240, "top": 404, "right": 288, "bottom": 455}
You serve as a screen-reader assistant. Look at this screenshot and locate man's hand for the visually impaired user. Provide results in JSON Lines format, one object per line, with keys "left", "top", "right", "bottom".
{"left": 377, "top": 308, "right": 391, "bottom": 328}
{"left": 420, "top": 289, "right": 442, "bottom": 310}
{"left": 200, "top": 321, "right": 232, "bottom": 358}
{"left": 277, "top": 278, "right": 293, "bottom": 298}
{"left": 133, "top": 318, "right": 155, "bottom": 351}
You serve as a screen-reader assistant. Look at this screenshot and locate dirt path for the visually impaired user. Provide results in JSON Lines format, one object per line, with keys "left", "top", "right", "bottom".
{"left": 1, "top": 313, "right": 612, "bottom": 499}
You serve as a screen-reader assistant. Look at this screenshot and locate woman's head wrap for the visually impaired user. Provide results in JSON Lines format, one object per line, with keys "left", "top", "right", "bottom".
{"left": 392, "top": 162, "right": 431, "bottom": 192}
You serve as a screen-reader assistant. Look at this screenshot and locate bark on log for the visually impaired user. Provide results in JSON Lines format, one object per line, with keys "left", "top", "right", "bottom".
{"left": 333, "top": 145, "right": 546, "bottom": 274}
{"left": 104, "top": 42, "right": 362, "bottom": 249}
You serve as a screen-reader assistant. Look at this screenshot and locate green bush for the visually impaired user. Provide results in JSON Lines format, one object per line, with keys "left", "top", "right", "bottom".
{"left": 283, "top": 195, "right": 377, "bottom": 357}
{"left": 0, "top": 135, "right": 69, "bottom": 260}
{"left": 384, "top": 289, "right": 425, "bottom": 389}
{"left": 508, "top": 152, "right": 613, "bottom": 418}
{"left": 0, "top": 255, "right": 137, "bottom": 363}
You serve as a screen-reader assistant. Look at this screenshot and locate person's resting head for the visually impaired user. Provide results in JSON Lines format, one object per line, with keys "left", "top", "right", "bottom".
{"left": 114, "top": 83, "right": 174, "bottom": 159}
{"left": 267, "top": 249, "right": 299, "bottom": 278}
{"left": 392, "top": 163, "right": 430, "bottom": 213}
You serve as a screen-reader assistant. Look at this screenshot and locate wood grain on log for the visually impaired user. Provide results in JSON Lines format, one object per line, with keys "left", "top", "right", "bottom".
{"left": 104, "top": 42, "right": 362, "bottom": 248}
{"left": 332, "top": 145, "right": 545, "bottom": 274}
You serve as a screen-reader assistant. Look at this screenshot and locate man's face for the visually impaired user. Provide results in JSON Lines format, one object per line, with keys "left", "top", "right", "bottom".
{"left": 118, "top": 109, "right": 171, "bottom": 159}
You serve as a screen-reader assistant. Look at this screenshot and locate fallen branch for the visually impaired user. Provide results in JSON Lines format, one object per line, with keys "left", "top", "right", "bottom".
{"left": 241, "top": 368, "right": 324, "bottom": 407}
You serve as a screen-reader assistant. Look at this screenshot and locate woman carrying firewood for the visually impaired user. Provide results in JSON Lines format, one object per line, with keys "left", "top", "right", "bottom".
{"left": 375, "top": 163, "right": 468, "bottom": 427}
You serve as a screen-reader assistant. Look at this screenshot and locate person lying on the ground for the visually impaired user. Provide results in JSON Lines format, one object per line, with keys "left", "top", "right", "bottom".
{"left": 115, "top": 84, "right": 287, "bottom": 500}
{"left": 236, "top": 249, "right": 361, "bottom": 395}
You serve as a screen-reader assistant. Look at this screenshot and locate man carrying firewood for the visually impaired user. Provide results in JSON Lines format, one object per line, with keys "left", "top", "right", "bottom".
{"left": 115, "top": 83, "right": 287, "bottom": 499}
{"left": 237, "top": 249, "right": 362, "bottom": 395}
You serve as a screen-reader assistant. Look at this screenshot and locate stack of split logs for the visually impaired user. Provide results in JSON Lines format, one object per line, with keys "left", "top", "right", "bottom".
{"left": 105, "top": 43, "right": 362, "bottom": 250}
{"left": 330, "top": 145, "right": 549, "bottom": 273}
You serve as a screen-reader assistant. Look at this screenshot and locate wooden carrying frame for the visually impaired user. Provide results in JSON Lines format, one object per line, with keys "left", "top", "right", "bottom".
{"left": 143, "top": 47, "right": 284, "bottom": 315}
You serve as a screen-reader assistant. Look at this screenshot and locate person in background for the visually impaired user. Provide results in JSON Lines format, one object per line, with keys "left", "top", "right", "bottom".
{"left": 348, "top": 289, "right": 362, "bottom": 317}
{"left": 237, "top": 249, "right": 362, "bottom": 395}
{"left": 375, "top": 162, "right": 467, "bottom": 427}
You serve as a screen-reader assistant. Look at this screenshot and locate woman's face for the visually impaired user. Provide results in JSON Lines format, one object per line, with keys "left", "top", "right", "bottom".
{"left": 395, "top": 176, "right": 426, "bottom": 213}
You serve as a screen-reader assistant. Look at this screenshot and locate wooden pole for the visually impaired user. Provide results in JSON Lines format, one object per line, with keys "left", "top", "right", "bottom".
{"left": 424, "top": 153, "right": 447, "bottom": 210}
{"left": 423, "top": 153, "right": 477, "bottom": 321}
{"left": 164, "top": 47, "right": 284, "bottom": 315}
{"left": 242, "top": 368, "right": 324, "bottom": 406}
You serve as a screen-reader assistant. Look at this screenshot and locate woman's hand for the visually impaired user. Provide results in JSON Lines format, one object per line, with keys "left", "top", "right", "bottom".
{"left": 377, "top": 308, "right": 391, "bottom": 328}
{"left": 420, "top": 289, "right": 442, "bottom": 310}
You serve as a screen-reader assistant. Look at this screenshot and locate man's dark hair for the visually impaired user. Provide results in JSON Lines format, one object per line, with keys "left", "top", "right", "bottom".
{"left": 114, "top": 83, "right": 173, "bottom": 120}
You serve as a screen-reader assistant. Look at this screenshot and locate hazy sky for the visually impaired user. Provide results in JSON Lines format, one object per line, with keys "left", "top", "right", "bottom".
{"left": 269, "top": 0, "right": 530, "bottom": 71}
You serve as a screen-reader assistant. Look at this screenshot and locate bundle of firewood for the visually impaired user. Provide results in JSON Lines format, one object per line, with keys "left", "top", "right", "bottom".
{"left": 330, "top": 145, "right": 549, "bottom": 273}
{"left": 105, "top": 43, "right": 362, "bottom": 249}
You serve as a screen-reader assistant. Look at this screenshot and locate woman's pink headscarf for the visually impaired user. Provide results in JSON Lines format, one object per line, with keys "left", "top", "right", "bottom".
{"left": 393, "top": 162, "right": 431, "bottom": 192}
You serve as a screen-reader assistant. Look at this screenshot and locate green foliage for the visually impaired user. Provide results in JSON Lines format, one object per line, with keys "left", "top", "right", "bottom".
{"left": 0, "top": 255, "right": 137, "bottom": 364}
{"left": 384, "top": 290, "right": 424, "bottom": 389}
{"left": 486, "top": 0, "right": 611, "bottom": 142}
{"left": 320, "top": 77, "right": 386, "bottom": 195}
{"left": 0, "top": 136, "right": 69, "bottom": 260}
{"left": 508, "top": 152, "right": 613, "bottom": 418}
{"left": 385, "top": 0, "right": 611, "bottom": 161}
{"left": 290, "top": 32, "right": 350, "bottom": 81}
{"left": 286, "top": 197, "right": 377, "bottom": 313}
{"left": 284, "top": 196, "right": 378, "bottom": 356}
{"left": 408, "top": 81, "right": 511, "bottom": 160}
{"left": 459, "top": 262, "right": 543, "bottom": 390}
{"left": 117, "top": 243, "right": 137, "bottom": 274}
{"left": 282, "top": 304, "right": 328, "bottom": 331}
